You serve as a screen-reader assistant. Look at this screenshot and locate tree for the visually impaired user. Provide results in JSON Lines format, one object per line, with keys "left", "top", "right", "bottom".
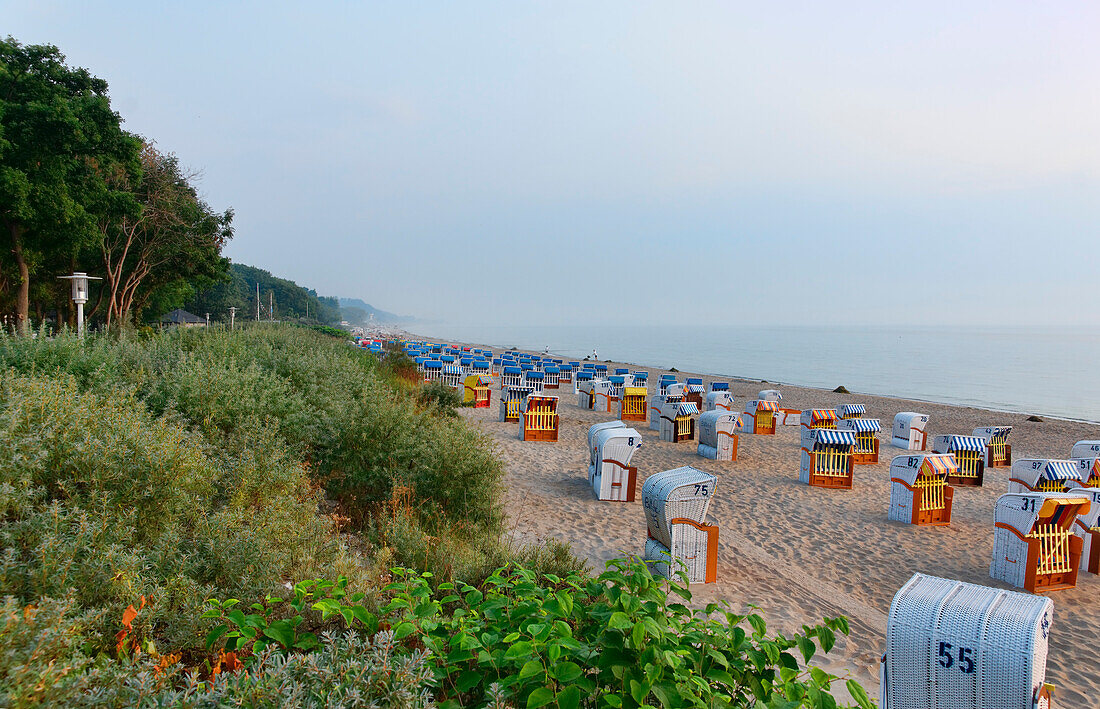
{"left": 0, "top": 37, "right": 140, "bottom": 333}
{"left": 96, "top": 142, "right": 232, "bottom": 329}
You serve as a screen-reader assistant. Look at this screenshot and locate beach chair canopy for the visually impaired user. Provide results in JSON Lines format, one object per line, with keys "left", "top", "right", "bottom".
{"left": 838, "top": 417, "right": 882, "bottom": 433}
{"left": 1012, "top": 459, "right": 1082, "bottom": 488}
{"left": 525, "top": 371, "right": 544, "bottom": 380}
{"left": 623, "top": 386, "right": 647, "bottom": 398}
{"left": 890, "top": 453, "right": 957, "bottom": 486}
{"left": 749, "top": 400, "right": 779, "bottom": 412}
{"left": 711, "top": 382, "right": 729, "bottom": 391}
{"left": 810, "top": 429, "right": 856, "bottom": 447}
{"left": 838, "top": 404, "right": 866, "bottom": 417}
{"left": 424, "top": 360, "right": 443, "bottom": 370}
{"left": 615, "top": 368, "right": 629, "bottom": 375}
{"left": 698, "top": 411, "right": 742, "bottom": 448}
{"left": 995, "top": 492, "right": 1091, "bottom": 539}
{"left": 973, "top": 425, "right": 1011, "bottom": 440}
{"left": 609, "top": 375, "right": 625, "bottom": 384}
{"left": 594, "top": 427, "right": 642, "bottom": 465}
{"left": 576, "top": 371, "right": 594, "bottom": 381}
{"left": 669, "top": 402, "right": 699, "bottom": 417}
{"left": 934, "top": 435, "right": 985, "bottom": 453}
{"left": 805, "top": 409, "right": 838, "bottom": 425}
{"left": 757, "top": 389, "right": 782, "bottom": 401}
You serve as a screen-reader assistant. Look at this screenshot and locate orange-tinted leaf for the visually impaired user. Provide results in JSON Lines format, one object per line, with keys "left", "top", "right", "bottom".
{"left": 122, "top": 604, "right": 139, "bottom": 629}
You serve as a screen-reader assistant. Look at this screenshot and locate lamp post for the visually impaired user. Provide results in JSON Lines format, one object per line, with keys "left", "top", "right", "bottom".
{"left": 228, "top": 306, "right": 237, "bottom": 330}
{"left": 57, "top": 272, "right": 101, "bottom": 337}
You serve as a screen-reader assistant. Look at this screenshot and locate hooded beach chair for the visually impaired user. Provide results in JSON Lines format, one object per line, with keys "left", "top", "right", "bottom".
{"left": 880, "top": 573, "right": 1055, "bottom": 709}
{"left": 973, "top": 426, "right": 1012, "bottom": 468}
{"left": 932, "top": 435, "right": 986, "bottom": 486}
{"left": 524, "top": 370, "right": 545, "bottom": 393}
{"left": 557, "top": 364, "right": 572, "bottom": 386}
{"left": 606, "top": 375, "right": 626, "bottom": 410}
{"left": 437, "top": 364, "right": 459, "bottom": 386}
{"left": 642, "top": 466, "right": 719, "bottom": 584}
{"left": 649, "top": 383, "right": 685, "bottom": 430}
{"left": 837, "top": 403, "right": 866, "bottom": 420}
{"left": 1070, "top": 440, "right": 1100, "bottom": 488}
{"left": 592, "top": 379, "right": 615, "bottom": 412}
{"left": 892, "top": 412, "right": 929, "bottom": 451}
{"left": 1068, "top": 486, "right": 1100, "bottom": 574}
{"left": 683, "top": 378, "right": 705, "bottom": 411}
{"left": 1008, "top": 459, "right": 1082, "bottom": 494}
{"left": 706, "top": 383, "right": 735, "bottom": 412}
{"left": 800, "top": 409, "right": 838, "bottom": 434}
{"left": 423, "top": 359, "right": 443, "bottom": 383}
{"left": 888, "top": 454, "right": 955, "bottom": 525}
{"left": 696, "top": 410, "right": 742, "bottom": 461}
{"left": 742, "top": 399, "right": 779, "bottom": 435}
{"left": 519, "top": 394, "right": 559, "bottom": 442}
{"left": 660, "top": 400, "right": 699, "bottom": 443}
{"left": 799, "top": 429, "right": 856, "bottom": 489}
{"left": 837, "top": 417, "right": 881, "bottom": 464}
{"left": 658, "top": 376, "right": 679, "bottom": 397}
{"left": 589, "top": 425, "right": 643, "bottom": 502}
{"left": 588, "top": 421, "right": 624, "bottom": 468}
{"left": 575, "top": 371, "right": 594, "bottom": 402}
{"left": 499, "top": 385, "right": 534, "bottom": 422}
{"left": 991, "top": 491, "right": 1090, "bottom": 592}
{"left": 500, "top": 365, "right": 523, "bottom": 389}
{"left": 618, "top": 386, "right": 648, "bottom": 422}
{"left": 543, "top": 366, "right": 560, "bottom": 389}
{"left": 462, "top": 374, "right": 492, "bottom": 408}
{"left": 757, "top": 389, "right": 782, "bottom": 402}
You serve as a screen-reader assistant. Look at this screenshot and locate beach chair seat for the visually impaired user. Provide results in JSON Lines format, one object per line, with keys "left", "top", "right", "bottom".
{"left": 519, "top": 394, "right": 559, "bottom": 442}
{"left": 499, "top": 385, "right": 534, "bottom": 422}
{"left": 889, "top": 454, "right": 955, "bottom": 525}
{"left": 992, "top": 492, "right": 1090, "bottom": 592}
{"left": 799, "top": 429, "right": 856, "bottom": 489}
{"left": 838, "top": 417, "right": 881, "bottom": 464}
{"left": 932, "top": 435, "right": 986, "bottom": 486}
{"left": 618, "top": 386, "right": 648, "bottom": 422}
{"left": 973, "top": 426, "right": 1013, "bottom": 468}
{"left": 642, "top": 466, "right": 719, "bottom": 584}
{"left": 742, "top": 399, "right": 778, "bottom": 435}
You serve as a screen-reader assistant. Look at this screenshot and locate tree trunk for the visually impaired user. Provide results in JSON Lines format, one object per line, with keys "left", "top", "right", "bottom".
{"left": 9, "top": 223, "right": 29, "bottom": 335}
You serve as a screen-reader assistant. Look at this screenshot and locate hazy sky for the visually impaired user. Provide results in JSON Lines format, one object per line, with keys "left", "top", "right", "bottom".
{"left": 6, "top": 2, "right": 1099, "bottom": 326}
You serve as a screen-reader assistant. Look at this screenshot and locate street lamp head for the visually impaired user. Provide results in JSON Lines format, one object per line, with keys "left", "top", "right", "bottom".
{"left": 57, "top": 271, "right": 102, "bottom": 305}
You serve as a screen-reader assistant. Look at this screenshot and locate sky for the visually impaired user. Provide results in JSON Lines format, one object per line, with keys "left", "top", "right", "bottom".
{"left": 5, "top": 2, "right": 1099, "bottom": 326}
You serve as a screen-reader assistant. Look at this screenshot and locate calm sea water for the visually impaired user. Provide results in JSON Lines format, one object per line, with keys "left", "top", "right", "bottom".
{"left": 414, "top": 324, "right": 1100, "bottom": 423}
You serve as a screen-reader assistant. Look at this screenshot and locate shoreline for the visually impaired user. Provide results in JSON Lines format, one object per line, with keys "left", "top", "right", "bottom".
{"left": 402, "top": 328, "right": 1096, "bottom": 424}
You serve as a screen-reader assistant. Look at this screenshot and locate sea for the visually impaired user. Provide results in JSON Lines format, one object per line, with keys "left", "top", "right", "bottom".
{"left": 412, "top": 324, "right": 1100, "bottom": 423}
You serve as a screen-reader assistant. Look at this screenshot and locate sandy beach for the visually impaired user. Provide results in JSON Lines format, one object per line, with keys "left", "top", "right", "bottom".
{"left": 423, "top": 339, "right": 1100, "bottom": 706}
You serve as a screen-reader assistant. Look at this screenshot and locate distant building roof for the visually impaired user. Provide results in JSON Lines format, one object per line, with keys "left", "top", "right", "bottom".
{"left": 161, "top": 309, "right": 206, "bottom": 324}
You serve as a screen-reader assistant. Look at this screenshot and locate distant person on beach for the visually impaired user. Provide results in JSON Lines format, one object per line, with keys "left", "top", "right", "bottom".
{"left": 592, "top": 348, "right": 598, "bottom": 361}
{"left": 544, "top": 345, "right": 550, "bottom": 354}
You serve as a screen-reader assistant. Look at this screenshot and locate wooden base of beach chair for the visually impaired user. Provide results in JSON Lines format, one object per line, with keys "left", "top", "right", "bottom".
{"left": 852, "top": 439, "right": 879, "bottom": 465}
{"left": 912, "top": 486, "right": 953, "bottom": 526}
{"left": 948, "top": 470, "right": 984, "bottom": 487}
{"left": 987, "top": 444, "right": 1012, "bottom": 468}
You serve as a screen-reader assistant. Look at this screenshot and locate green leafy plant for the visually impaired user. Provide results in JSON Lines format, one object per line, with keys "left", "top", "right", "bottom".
{"left": 203, "top": 577, "right": 378, "bottom": 657}
{"left": 380, "top": 558, "right": 873, "bottom": 709}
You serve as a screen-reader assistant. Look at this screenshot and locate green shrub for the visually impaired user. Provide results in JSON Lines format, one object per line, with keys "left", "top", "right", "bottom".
{"left": 380, "top": 558, "right": 872, "bottom": 709}
{"left": 0, "top": 371, "right": 363, "bottom": 651}
{"left": 418, "top": 380, "right": 465, "bottom": 416}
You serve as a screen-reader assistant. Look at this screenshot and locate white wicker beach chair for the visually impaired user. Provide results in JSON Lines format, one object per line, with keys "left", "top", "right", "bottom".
{"left": 892, "top": 412, "right": 930, "bottom": 451}
{"left": 799, "top": 429, "right": 856, "bottom": 489}
{"left": 991, "top": 492, "right": 1090, "bottom": 592}
{"left": 742, "top": 399, "right": 779, "bottom": 435}
{"left": 1068, "top": 485, "right": 1100, "bottom": 574}
{"left": 519, "top": 394, "right": 558, "bottom": 442}
{"left": 696, "top": 410, "right": 742, "bottom": 461}
{"left": 757, "top": 389, "right": 782, "bottom": 402}
{"left": 881, "top": 573, "right": 1055, "bottom": 709}
{"left": 587, "top": 421, "right": 625, "bottom": 471}
{"left": 590, "top": 426, "right": 642, "bottom": 502}
{"left": 800, "top": 409, "right": 838, "bottom": 434}
{"left": 642, "top": 466, "right": 719, "bottom": 584}
{"left": 932, "top": 435, "right": 987, "bottom": 486}
{"left": 973, "top": 426, "right": 1013, "bottom": 468}
{"left": 838, "top": 417, "right": 881, "bottom": 464}
{"left": 499, "top": 385, "right": 534, "bottom": 422}
{"left": 1007, "top": 460, "right": 1082, "bottom": 494}
{"left": 888, "top": 454, "right": 955, "bottom": 525}
{"left": 659, "top": 400, "right": 699, "bottom": 443}
{"left": 705, "top": 390, "right": 735, "bottom": 412}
